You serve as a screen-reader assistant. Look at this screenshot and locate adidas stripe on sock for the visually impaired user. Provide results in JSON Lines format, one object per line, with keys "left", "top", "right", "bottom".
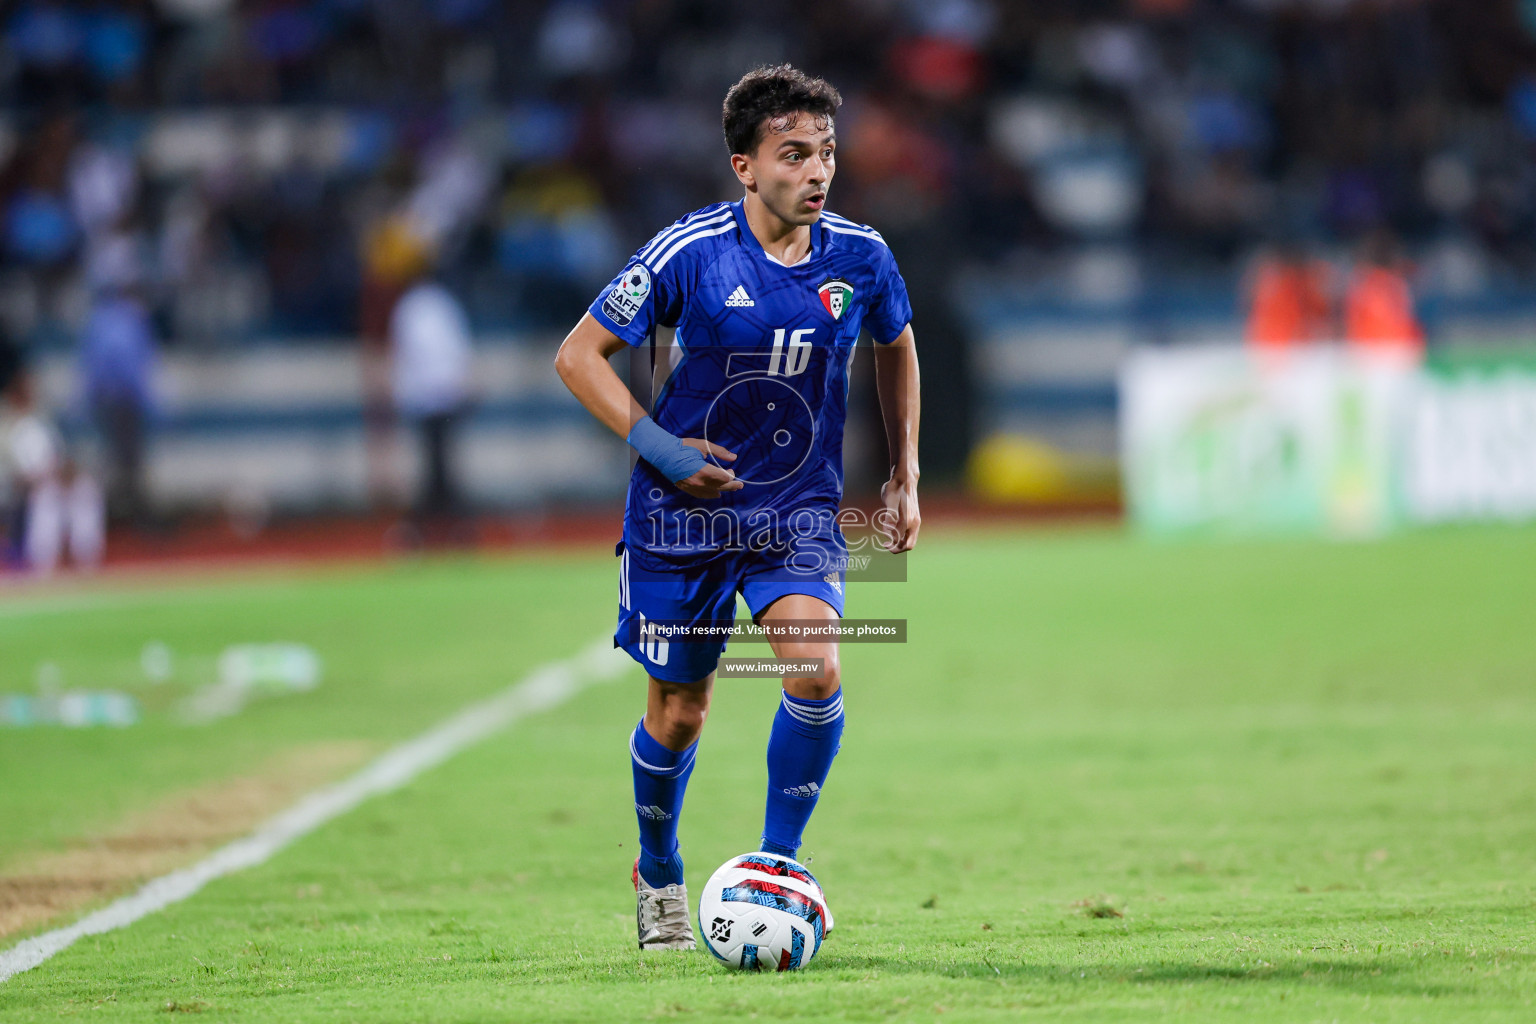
{"left": 762, "top": 689, "right": 845, "bottom": 858}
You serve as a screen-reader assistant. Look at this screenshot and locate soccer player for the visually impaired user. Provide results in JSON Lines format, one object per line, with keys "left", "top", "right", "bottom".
{"left": 554, "top": 64, "right": 921, "bottom": 950}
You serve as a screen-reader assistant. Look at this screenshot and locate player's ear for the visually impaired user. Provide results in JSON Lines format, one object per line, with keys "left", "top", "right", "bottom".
{"left": 730, "top": 152, "right": 755, "bottom": 190}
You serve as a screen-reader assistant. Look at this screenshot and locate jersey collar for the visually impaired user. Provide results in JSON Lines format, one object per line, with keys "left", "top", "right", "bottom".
{"left": 731, "top": 198, "right": 823, "bottom": 267}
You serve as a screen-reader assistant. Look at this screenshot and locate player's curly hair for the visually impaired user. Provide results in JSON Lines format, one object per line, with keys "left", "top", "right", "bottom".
{"left": 722, "top": 64, "right": 843, "bottom": 156}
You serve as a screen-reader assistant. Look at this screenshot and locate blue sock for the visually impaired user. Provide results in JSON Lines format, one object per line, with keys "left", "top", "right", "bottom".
{"left": 631, "top": 718, "right": 697, "bottom": 887}
{"left": 762, "top": 688, "right": 845, "bottom": 858}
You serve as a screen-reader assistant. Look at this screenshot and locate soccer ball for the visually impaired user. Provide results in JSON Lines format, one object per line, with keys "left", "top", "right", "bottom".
{"left": 697, "top": 852, "right": 830, "bottom": 971}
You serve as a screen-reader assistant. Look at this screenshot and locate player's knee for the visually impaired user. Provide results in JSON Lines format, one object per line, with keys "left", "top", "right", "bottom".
{"left": 785, "top": 656, "right": 839, "bottom": 700}
{"left": 820, "top": 657, "right": 841, "bottom": 694}
{"left": 656, "top": 689, "right": 710, "bottom": 745}
{"left": 672, "top": 699, "right": 709, "bottom": 737}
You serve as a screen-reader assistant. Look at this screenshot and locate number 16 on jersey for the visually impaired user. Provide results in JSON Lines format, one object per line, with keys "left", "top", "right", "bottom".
{"left": 767, "top": 328, "right": 813, "bottom": 378}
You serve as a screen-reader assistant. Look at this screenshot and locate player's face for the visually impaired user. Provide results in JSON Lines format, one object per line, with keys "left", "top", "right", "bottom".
{"left": 738, "top": 112, "right": 836, "bottom": 227}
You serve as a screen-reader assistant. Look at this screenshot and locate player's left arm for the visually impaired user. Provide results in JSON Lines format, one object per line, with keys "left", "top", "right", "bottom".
{"left": 873, "top": 323, "right": 920, "bottom": 553}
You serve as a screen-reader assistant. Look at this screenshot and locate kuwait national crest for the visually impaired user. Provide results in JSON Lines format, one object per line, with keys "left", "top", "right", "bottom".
{"left": 817, "top": 278, "right": 853, "bottom": 320}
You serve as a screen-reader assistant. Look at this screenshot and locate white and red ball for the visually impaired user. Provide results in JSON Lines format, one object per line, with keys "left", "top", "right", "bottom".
{"left": 697, "top": 852, "right": 831, "bottom": 971}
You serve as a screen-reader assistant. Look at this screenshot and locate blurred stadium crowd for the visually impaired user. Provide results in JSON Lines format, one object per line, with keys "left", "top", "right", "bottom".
{"left": 3, "top": 0, "right": 1536, "bottom": 568}
{"left": 4, "top": 0, "right": 1536, "bottom": 346}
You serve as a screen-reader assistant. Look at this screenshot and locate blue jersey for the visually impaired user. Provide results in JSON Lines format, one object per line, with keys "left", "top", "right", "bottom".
{"left": 589, "top": 200, "right": 912, "bottom": 556}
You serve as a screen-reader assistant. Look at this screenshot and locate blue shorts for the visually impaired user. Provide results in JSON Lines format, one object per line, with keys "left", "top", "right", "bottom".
{"left": 614, "top": 532, "right": 847, "bottom": 684}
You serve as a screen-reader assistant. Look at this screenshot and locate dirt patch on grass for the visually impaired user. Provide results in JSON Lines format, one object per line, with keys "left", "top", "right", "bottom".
{"left": 1072, "top": 894, "right": 1126, "bottom": 919}
{"left": 0, "top": 740, "right": 376, "bottom": 941}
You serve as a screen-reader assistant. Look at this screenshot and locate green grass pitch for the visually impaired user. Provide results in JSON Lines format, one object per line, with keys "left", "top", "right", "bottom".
{"left": 2, "top": 525, "right": 1534, "bottom": 1021}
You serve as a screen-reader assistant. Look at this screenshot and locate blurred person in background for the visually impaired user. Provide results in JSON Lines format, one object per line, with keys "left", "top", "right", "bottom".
{"left": 2, "top": 365, "right": 105, "bottom": 574}
{"left": 1344, "top": 230, "right": 1424, "bottom": 363}
{"left": 0, "top": 336, "right": 22, "bottom": 564}
{"left": 388, "top": 242, "right": 475, "bottom": 544}
{"left": 1244, "top": 241, "right": 1334, "bottom": 353}
{"left": 79, "top": 233, "right": 158, "bottom": 527}
{"left": 1, "top": 112, "right": 79, "bottom": 275}
{"left": 361, "top": 214, "right": 423, "bottom": 509}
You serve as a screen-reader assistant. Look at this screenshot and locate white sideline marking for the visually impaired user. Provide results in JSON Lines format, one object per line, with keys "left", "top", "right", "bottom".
{"left": 0, "top": 637, "right": 632, "bottom": 983}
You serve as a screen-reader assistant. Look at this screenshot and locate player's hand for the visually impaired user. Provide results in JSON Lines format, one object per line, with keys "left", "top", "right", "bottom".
{"left": 879, "top": 473, "right": 920, "bottom": 552}
{"left": 675, "top": 439, "right": 743, "bottom": 498}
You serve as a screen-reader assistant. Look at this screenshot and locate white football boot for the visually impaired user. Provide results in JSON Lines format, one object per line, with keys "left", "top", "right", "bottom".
{"left": 633, "top": 859, "right": 696, "bottom": 950}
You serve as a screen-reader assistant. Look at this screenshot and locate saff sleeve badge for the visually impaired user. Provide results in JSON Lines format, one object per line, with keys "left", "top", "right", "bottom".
{"left": 604, "top": 264, "right": 652, "bottom": 327}
{"left": 817, "top": 278, "right": 853, "bottom": 320}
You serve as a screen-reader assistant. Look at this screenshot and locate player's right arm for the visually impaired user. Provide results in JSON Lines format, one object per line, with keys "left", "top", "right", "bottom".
{"left": 554, "top": 313, "right": 742, "bottom": 499}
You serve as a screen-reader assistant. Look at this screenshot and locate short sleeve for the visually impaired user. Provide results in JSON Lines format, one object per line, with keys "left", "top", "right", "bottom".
{"left": 864, "top": 245, "right": 913, "bottom": 344}
{"left": 588, "top": 248, "right": 686, "bottom": 347}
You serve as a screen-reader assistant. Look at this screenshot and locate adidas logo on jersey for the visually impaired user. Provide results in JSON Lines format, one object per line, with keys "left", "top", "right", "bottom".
{"left": 725, "top": 285, "right": 754, "bottom": 308}
{"left": 781, "top": 782, "right": 821, "bottom": 799}
{"left": 636, "top": 803, "right": 673, "bottom": 820}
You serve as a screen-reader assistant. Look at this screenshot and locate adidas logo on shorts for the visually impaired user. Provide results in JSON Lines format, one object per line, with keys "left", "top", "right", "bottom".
{"left": 725, "top": 285, "right": 754, "bottom": 308}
